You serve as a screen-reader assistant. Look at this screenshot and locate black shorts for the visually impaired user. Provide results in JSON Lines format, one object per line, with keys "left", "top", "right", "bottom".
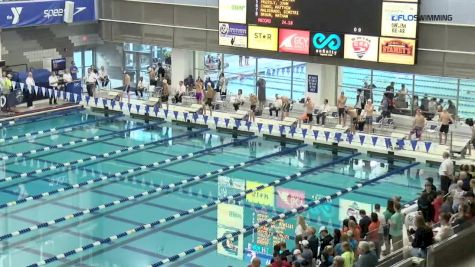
{"left": 338, "top": 108, "right": 345, "bottom": 116}
{"left": 205, "top": 98, "right": 213, "bottom": 106}
{"left": 161, "top": 95, "right": 169, "bottom": 102}
{"left": 250, "top": 105, "right": 256, "bottom": 112}
{"left": 440, "top": 124, "right": 449, "bottom": 133}
{"left": 307, "top": 113, "right": 313, "bottom": 122}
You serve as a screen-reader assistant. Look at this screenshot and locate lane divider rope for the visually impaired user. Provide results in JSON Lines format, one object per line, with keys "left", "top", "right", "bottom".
{"left": 0, "top": 136, "right": 261, "bottom": 241}
{"left": 0, "top": 108, "right": 80, "bottom": 129}
{"left": 0, "top": 114, "right": 123, "bottom": 144}
{"left": 0, "top": 128, "right": 210, "bottom": 209}
{"left": 147, "top": 162, "right": 419, "bottom": 267}
{"left": 0, "top": 121, "right": 163, "bottom": 162}
{"left": 0, "top": 122, "right": 168, "bottom": 184}
{"left": 26, "top": 151, "right": 359, "bottom": 267}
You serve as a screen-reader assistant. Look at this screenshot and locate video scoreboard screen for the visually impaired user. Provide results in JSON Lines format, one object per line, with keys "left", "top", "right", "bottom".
{"left": 248, "top": 0, "right": 383, "bottom": 36}
{"left": 219, "top": 0, "right": 419, "bottom": 65}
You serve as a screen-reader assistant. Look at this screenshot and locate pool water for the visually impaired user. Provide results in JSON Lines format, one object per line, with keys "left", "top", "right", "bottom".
{"left": 0, "top": 109, "right": 439, "bottom": 267}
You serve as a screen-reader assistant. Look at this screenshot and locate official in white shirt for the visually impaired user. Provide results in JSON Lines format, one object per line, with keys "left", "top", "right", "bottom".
{"left": 99, "top": 66, "right": 109, "bottom": 88}
{"left": 439, "top": 152, "right": 454, "bottom": 194}
{"left": 174, "top": 80, "right": 186, "bottom": 103}
{"left": 63, "top": 69, "right": 73, "bottom": 84}
{"left": 316, "top": 99, "right": 330, "bottom": 125}
{"left": 48, "top": 72, "right": 59, "bottom": 105}
{"left": 85, "top": 68, "right": 97, "bottom": 97}
{"left": 25, "top": 72, "right": 35, "bottom": 108}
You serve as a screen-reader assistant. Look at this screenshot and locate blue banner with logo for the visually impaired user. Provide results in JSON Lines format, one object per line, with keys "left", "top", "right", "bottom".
{"left": 0, "top": 0, "right": 96, "bottom": 29}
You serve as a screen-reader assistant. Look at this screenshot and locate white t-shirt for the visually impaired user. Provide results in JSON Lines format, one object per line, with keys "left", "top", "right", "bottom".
{"left": 25, "top": 77, "right": 35, "bottom": 88}
{"left": 434, "top": 225, "right": 454, "bottom": 242}
{"left": 295, "top": 224, "right": 305, "bottom": 236}
{"left": 439, "top": 158, "right": 453, "bottom": 176}
{"left": 179, "top": 84, "right": 186, "bottom": 94}
{"left": 321, "top": 104, "right": 330, "bottom": 113}
{"left": 63, "top": 73, "right": 72, "bottom": 83}
{"left": 87, "top": 72, "right": 97, "bottom": 84}
{"left": 49, "top": 75, "right": 59, "bottom": 87}
{"left": 274, "top": 98, "right": 283, "bottom": 109}
{"left": 376, "top": 211, "right": 385, "bottom": 234}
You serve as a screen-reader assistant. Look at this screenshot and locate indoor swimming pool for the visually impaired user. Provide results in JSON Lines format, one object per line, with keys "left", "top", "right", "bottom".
{"left": 0, "top": 108, "right": 439, "bottom": 267}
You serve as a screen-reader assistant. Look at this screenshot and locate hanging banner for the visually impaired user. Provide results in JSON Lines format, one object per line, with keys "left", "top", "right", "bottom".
{"left": 217, "top": 203, "right": 244, "bottom": 259}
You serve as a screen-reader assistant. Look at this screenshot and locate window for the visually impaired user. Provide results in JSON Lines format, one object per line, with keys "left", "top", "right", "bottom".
{"left": 223, "top": 54, "right": 256, "bottom": 96}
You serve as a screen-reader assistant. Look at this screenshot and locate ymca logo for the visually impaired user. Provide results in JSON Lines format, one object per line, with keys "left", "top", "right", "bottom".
{"left": 8, "top": 7, "right": 23, "bottom": 25}
{"left": 312, "top": 33, "right": 341, "bottom": 50}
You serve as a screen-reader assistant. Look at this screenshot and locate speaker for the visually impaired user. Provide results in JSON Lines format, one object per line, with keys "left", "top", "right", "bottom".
{"left": 0, "top": 60, "right": 5, "bottom": 68}
{"left": 63, "top": 1, "right": 75, "bottom": 23}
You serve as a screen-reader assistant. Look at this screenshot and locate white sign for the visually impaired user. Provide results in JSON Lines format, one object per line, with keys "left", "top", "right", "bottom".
{"left": 381, "top": 2, "right": 418, "bottom": 38}
{"left": 219, "top": 0, "right": 247, "bottom": 24}
{"left": 344, "top": 34, "right": 379, "bottom": 62}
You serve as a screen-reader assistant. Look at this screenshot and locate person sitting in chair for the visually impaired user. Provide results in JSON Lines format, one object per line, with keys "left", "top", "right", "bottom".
{"left": 174, "top": 81, "right": 186, "bottom": 103}
{"left": 233, "top": 89, "right": 244, "bottom": 111}
{"left": 316, "top": 99, "right": 330, "bottom": 126}
{"left": 269, "top": 94, "right": 282, "bottom": 118}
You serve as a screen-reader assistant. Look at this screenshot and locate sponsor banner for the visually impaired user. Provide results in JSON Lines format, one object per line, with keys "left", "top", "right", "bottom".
{"left": 344, "top": 34, "right": 379, "bottom": 62}
{"left": 381, "top": 2, "right": 418, "bottom": 38}
{"left": 278, "top": 29, "right": 310, "bottom": 55}
{"left": 420, "top": 0, "right": 473, "bottom": 25}
{"left": 310, "top": 32, "right": 344, "bottom": 58}
{"left": 339, "top": 199, "right": 373, "bottom": 222}
{"left": 379, "top": 37, "right": 416, "bottom": 65}
{"left": 219, "top": 23, "right": 248, "bottom": 48}
{"left": 219, "top": 0, "right": 246, "bottom": 24}
{"left": 389, "top": 0, "right": 419, "bottom": 2}
{"left": 0, "top": 0, "right": 96, "bottom": 29}
{"left": 248, "top": 25, "right": 279, "bottom": 51}
{"left": 276, "top": 188, "right": 305, "bottom": 209}
{"left": 217, "top": 203, "right": 244, "bottom": 259}
{"left": 246, "top": 181, "right": 275, "bottom": 207}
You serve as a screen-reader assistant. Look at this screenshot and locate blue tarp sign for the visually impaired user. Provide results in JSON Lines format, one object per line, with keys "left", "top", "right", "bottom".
{"left": 0, "top": 0, "right": 96, "bottom": 29}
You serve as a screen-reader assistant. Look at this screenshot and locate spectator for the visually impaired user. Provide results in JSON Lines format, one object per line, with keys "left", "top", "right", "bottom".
{"left": 418, "top": 191, "right": 432, "bottom": 223}
{"left": 48, "top": 71, "right": 59, "bottom": 105}
{"left": 63, "top": 69, "right": 72, "bottom": 85}
{"left": 439, "top": 152, "right": 454, "bottom": 194}
{"left": 432, "top": 191, "right": 444, "bottom": 223}
{"left": 300, "top": 240, "right": 313, "bottom": 266}
{"left": 434, "top": 212, "right": 454, "bottom": 242}
{"left": 316, "top": 99, "right": 330, "bottom": 125}
{"left": 355, "top": 241, "right": 378, "bottom": 267}
{"left": 184, "top": 74, "right": 195, "bottom": 89}
{"left": 383, "top": 199, "right": 395, "bottom": 256}
{"left": 270, "top": 94, "right": 283, "bottom": 117}
{"left": 281, "top": 96, "right": 291, "bottom": 120}
{"left": 380, "top": 93, "right": 391, "bottom": 118}
{"left": 355, "top": 89, "right": 364, "bottom": 115}
{"left": 334, "top": 233, "right": 352, "bottom": 256}
{"left": 25, "top": 72, "right": 35, "bottom": 108}
{"left": 217, "top": 73, "right": 227, "bottom": 95}
{"left": 337, "top": 92, "right": 347, "bottom": 126}
{"left": 280, "top": 242, "right": 292, "bottom": 263}
{"left": 410, "top": 215, "right": 434, "bottom": 258}
{"left": 331, "top": 256, "right": 344, "bottom": 267}
{"left": 70, "top": 61, "right": 78, "bottom": 80}
{"left": 346, "top": 230, "right": 358, "bottom": 255}
{"left": 295, "top": 216, "right": 308, "bottom": 244}
{"left": 428, "top": 97, "right": 438, "bottom": 118}
{"left": 293, "top": 249, "right": 308, "bottom": 266}
{"left": 447, "top": 100, "right": 457, "bottom": 117}
{"left": 174, "top": 81, "right": 186, "bottom": 103}
{"left": 420, "top": 94, "right": 429, "bottom": 111}
{"left": 272, "top": 253, "right": 291, "bottom": 267}
{"left": 157, "top": 63, "right": 166, "bottom": 80}
{"left": 249, "top": 257, "right": 261, "bottom": 267}
{"left": 320, "top": 245, "right": 334, "bottom": 267}
{"left": 359, "top": 209, "right": 371, "bottom": 239}
{"left": 136, "top": 77, "right": 145, "bottom": 99}
{"left": 389, "top": 202, "right": 404, "bottom": 252}
{"left": 333, "top": 229, "right": 342, "bottom": 246}
{"left": 452, "top": 180, "right": 466, "bottom": 213}
{"left": 233, "top": 89, "right": 244, "bottom": 111}
{"left": 368, "top": 212, "right": 381, "bottom": 258}
{"left": 340, "top": 242, "right": 354, "bottom": 267}
{"left": 347, "top": 220, "right": 361, "bottom": 242}
{"left": 319, "top": 226, "right": 334, "bottom": 258}
{"left": 306, "top": 226, "right": 319, "bottom": 259}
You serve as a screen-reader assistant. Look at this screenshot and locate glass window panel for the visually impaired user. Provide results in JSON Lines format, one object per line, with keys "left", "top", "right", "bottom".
{"left": 257, "top": 58, "right": 293, "bottom": 100}
{"left": 372, "top": 70, "right": 413, "bottom": 114}
{"left": 125, "top": 52, "right": 135, "bottom": 70}
{"left": 223, "top": 54, "right": 256, "bottom": 96}
{"left": 73, "top": 51, "right": 82, "bottom": 68}
{"left": 292, "top": 62, "right": 307, "bottom": 101}
{"left": 84, "top": 50, "right": 93, "bottom": 68}
{"left": 340, "top": 67, "right": 371, "bottom": 108}
{"left": 414, "top": 74, "right": 458, "bottom": 118}
{"left": 457, "top": 79, "right": 475, "bottom": 119}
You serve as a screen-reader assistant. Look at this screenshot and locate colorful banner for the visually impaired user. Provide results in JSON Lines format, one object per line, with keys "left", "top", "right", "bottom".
{"left": 0, "top": 0, "right": 96, "bottom": 29}
{"left": 310, "top": 32, "right": 344, "bottom": 58}
{"left": 276, "top": 188, "right": 305, "bottom": 209}
{"left": 339, "top": 199, "right": 373, "bottom": 222}
{"left": 218, "top": 176, "right": 246, "bottom": 200}
{"left": 219, "top": 23, "right": 248, "bottom": 48}
{"left": 344, "top": 34, "right": 379, "bottom": 62}
{"left": 246, "top": 181, "right": 275, "bottom": 207}
{"left": 278, "top": 29, "right": 310, "bottom": 55}
{"left": 217, "top": 203, "right": 244, "bottom": 259}
{"left": 379, "top": 37, "right": 416, "bottom": 65}
{"left": 248, "top": 26, "right": 279, "bottom": 51}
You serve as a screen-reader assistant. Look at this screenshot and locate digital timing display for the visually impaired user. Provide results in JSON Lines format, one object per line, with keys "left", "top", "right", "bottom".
{"left": 248, "top": 0, "right": 383, "bottom": 35}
